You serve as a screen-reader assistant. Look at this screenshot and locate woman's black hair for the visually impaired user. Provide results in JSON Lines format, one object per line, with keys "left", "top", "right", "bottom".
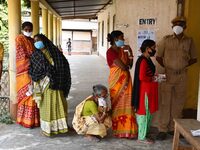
{"left": 34, "top": 34, "right": 49, "bottom": 46}
{"left": 140, "top": 39, "right": 155, "bottom": 53}
{"left": 107, "top": 30, "right": 124, "bottom": 45}
{"left": 34, "top": 33, "right": 63, "bottom": 54}
{"left": 22, "top": 21, "right": 33, "bottom": 30}
{"left": 34, "top": 34, "right": 45, "bottom": 40}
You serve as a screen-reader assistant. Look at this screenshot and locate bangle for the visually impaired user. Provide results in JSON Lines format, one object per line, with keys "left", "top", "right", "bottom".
{"left": 129, "top": 56, "right": 133, "bottom": 59}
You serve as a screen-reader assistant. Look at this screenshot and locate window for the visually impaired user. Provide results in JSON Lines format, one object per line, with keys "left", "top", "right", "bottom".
{"left": 107, "top": 15, "right": 110, "bottom": 48}
{"left": 98, "top": 22, "right": 100, "bottom": 48}
{"left": 102, "top": 21, "right": 104, "bottom": 46}
{"left": 113, "top": 14, "right": 116, "bottom": 30}
{"left": 107, "top": 15, "right": 110, "bottom": 34}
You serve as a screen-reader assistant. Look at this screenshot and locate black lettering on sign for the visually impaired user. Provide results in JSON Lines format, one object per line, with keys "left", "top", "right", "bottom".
{"left": 139, "top": 19, "right": 146, "bottom": 25}
{"left": 139, "top": 18, "right": 156, "bottom": 25}
{"left": 148, "top": 19, "right": 153, "bottom": 24}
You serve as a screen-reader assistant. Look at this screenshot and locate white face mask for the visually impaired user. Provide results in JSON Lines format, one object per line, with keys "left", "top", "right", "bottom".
{"left": 23, "top": 31, "right": 32, "bottom": 37}
{"left": 98, "top": 97, "right": 107, "bottom": 107}
{"left": 172, "top": 26, "right": 183, "bottom": 35}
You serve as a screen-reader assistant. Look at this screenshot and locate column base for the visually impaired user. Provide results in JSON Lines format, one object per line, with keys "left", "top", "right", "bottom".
{"left": 10, "top": 102, "right": 17, "bottom": 120}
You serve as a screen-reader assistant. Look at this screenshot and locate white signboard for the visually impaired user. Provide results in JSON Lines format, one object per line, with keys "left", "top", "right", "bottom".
{"left": 137, "top": 30, "right": 156, "bottom": 56}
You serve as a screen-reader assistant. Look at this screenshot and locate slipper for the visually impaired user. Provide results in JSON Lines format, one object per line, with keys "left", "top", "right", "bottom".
{"left": 137, "top": 139, "right": 154, "bottom": 144}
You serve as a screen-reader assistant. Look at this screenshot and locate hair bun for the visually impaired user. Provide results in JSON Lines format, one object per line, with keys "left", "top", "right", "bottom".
{"left": 107, "top": 33, "right": 112, "bottom": 42}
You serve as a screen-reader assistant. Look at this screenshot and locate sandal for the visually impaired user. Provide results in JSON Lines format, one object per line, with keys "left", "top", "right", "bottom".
{"left": 137, "top": 139, "right": 154, "bottom": 144}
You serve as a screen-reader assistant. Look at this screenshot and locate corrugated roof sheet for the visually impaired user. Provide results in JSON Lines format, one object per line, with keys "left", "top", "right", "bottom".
{"left": 46, "top": 0, "right": 112, "bottom": 19}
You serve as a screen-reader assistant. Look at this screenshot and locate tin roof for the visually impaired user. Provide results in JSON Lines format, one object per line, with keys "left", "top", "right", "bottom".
{"left": 46, "top": 0, "right": 112, "bottom": 19}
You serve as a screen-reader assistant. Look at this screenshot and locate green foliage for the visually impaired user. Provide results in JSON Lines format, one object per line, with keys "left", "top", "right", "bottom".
{"left": 0, "top": 110, "right": 13, "bottom": 124}
{"left": 22, "top": 0, "right": 31, "bottom": 8}
{"left": 0, "top": 0, "right": 6, "bottom": 5}
{"left": 0, "top": 2, "right": 8, "bottom": 42}
{"left": 0, "top": 1, "right": 8, "bottom": 70}
{"left": 0, "top": 0, "right": 30, "bottom": 70}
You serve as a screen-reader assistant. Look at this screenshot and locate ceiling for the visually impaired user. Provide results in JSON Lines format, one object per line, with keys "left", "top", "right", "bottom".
{"left": 46, "top": 0, "right": 112, "bottom": 19}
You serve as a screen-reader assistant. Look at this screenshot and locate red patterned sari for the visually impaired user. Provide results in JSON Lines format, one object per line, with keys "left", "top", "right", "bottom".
{"left": 16, "top": 34, "right": 40, "bottom": 128}
{"left": 106, "top": 47, "right": 138, "bottom": 138}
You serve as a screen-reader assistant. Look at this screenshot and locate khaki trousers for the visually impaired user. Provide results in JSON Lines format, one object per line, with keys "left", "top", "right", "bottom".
{"left": 158, "top": 71, "right": 187, "bottom": 132}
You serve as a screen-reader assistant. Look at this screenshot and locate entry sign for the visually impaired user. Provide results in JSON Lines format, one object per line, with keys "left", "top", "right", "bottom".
{"left": 139, "top": 18, "right": 156, "bottom": 25}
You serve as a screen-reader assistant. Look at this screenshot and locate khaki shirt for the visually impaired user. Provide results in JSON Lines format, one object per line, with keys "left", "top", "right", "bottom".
{"left": 157, "top": 34, "right": 197, "bottom": 71}
{"left": 0, "top": 43, "right": 4, "bottom": 61}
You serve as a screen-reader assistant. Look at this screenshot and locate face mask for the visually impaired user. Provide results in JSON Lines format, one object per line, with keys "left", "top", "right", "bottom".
{"left": 115, "top": 40, "right": 125, "bottom": 47}
{"left": 23, "top": 31, "right": 32, "bottom": 37}
{"left": 98, "top": 97, "right": 107, "bottom": 107}
{"left": 172, "top": 26, "right": 183, "bottom": 35}
{"left": 148, "top": 49, "right": 156, "bottom": 57}
{"left": 34, "top": 41, "right": 45, "bottom": 49}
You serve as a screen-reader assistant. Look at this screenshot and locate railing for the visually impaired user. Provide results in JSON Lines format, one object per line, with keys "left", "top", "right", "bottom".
{"left": 0, "top": 70, "right": 10, "bottom": 116}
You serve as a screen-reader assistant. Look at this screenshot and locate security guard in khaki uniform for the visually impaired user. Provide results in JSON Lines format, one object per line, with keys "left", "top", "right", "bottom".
{"left": 156, "top": 16, "right": 197, "bottom": 140}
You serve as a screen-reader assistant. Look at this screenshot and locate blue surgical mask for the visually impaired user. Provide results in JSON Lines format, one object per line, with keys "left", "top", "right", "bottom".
{"left": 115, "top": 40, "right": 125, "bottom": 47}
{"left": 34, "top": 41, "right": 45, "bottom": 49}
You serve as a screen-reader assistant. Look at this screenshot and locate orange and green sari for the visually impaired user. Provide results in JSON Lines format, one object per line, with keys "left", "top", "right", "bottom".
{"left": 16, "top": 34, "right": 40, "bottom": 128}
{"left": 106, "top": 47, "right": 138, "bottom": 138}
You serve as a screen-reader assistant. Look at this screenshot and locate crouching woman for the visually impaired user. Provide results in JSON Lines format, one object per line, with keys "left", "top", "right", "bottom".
{"left": 72, "top": 84, "right": 112, "bottom": 141}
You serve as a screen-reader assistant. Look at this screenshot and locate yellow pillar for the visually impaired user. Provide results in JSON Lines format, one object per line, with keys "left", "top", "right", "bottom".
{"left": 31, "top": 0, "right": 39, "bottom": 35}
{"left": 198, "top": 73, "right": 200, "bottom": 121}
{"left": 42, "top": 8, "right": 48, "bottom": 36}
{"left": 57, "top": 18, "right": 60, "bottom": 46}
{"left": 8, "top": 0, "right": 21, "bottom": 120}
{"left": 183, "top": 0, "right": 200, "bottom": 111}
{"left": 48, "top": 11, "right": 53, "bottom": 41}
{"left": 53, "top": 16, "right": 57, "bottom": 45}
{"left": 184, "top": 0, "right": 200, "bottom": 120}
{"left": 60, "top": 19, "right": 62, "bottom": 45}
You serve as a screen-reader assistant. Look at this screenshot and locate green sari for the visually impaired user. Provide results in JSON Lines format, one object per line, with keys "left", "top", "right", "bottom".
{"left": 34, "top": 49, "right": 68, "bottom": 136}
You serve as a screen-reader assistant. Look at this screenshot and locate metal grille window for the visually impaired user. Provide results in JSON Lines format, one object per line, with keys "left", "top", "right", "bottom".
{"left": 0, "top": 70, "right": 10, "bottom": 116}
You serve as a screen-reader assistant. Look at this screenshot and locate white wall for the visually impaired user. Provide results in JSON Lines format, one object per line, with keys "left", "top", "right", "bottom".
{"left": 62, "top": 19, "right": 97, "bottom": 30}
{"left": 97, "top": 0, "right": 177, "bottom": 75}
{"left": 97, "top": 0, "right": 116, "bottom": 58}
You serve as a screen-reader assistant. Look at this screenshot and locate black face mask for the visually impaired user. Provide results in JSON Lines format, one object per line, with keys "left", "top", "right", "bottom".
{"left": 148, "top": 49, "right": 156, "bottom": 57}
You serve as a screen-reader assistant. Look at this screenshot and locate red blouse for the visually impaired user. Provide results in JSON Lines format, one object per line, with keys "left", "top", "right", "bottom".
{"left": 106, "top": 48, "right": 118, "bottom": 67}
{"left": 137, "top": 58, "right": 158, "bottom": 115}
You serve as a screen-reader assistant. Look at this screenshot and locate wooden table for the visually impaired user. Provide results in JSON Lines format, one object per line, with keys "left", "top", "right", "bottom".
{"left": 173, "top": 119, "right": 200, "bottom": 150}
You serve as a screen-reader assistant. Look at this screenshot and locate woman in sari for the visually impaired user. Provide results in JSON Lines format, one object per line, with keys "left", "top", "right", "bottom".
{"left": 72, "top": 84, "right": 112, "bottom": 142}
{"left": 106, "top": 30, "right": 137, "bottom": 138}
{"left": 132, "top": 39, "right": 158, "bottom": 144}
{"left": 29, "top": 34, "right": 71, "bottom": 136}
{"left": 16, "top": 22, "right": 39, "bottom": 128}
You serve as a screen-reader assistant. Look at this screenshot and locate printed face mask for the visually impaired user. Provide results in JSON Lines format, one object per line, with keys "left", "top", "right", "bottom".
{"left": 172, "top": 26, "right": 183, "bottom": 35}
{"left": 115, "top": 40, "right": 125, "bottom": 47}
{"left": 34, "top": 41, "right": 45, "bottom": 49}
{"left": 23, "top": 31, "right": 32, "bottom": 37}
